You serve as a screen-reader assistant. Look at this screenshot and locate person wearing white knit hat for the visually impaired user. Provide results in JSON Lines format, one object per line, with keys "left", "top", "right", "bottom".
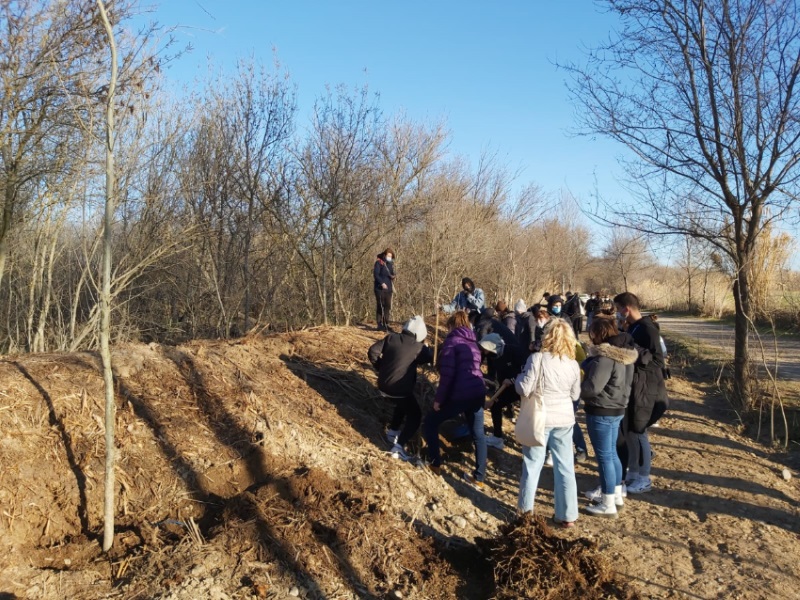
{"left": 367, "top": 316, "right": 432, "bottom": 461}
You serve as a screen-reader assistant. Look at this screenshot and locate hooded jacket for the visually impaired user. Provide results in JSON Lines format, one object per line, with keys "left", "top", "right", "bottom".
{"left": 435, "top": 326, "right": 485, "bottom": 408}
{"left": 441, "top": 288, "right": 486, "bottom": 314}
{"left": 515, "top": 310, "right": 538, "bottom": 353}
{"left": 368, "top": 331, "right": 432, "bottom": 397}
{"left": 581, "top": 341, "right": 638, "bottom": 416}
{"left": 628, "top": 316, "right": 670, "bottom": 431}
{"left": 373, "top": 254, "right": 395, "bottom": 292}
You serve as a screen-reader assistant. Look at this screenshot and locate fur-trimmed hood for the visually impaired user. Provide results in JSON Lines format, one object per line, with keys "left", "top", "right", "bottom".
{"left": 588, "top": 343, "right": 638, "bottom": 365}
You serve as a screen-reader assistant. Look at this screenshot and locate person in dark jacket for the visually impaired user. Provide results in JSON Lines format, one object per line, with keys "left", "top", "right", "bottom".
{"left": 423, "top": 311, "right": 487, "bottom": 486}
{"left": 515, "top": 303, "right": 539, "bottom": 356}
{"left": 368, "top": 316, "right": 432, "bottom": 461}
{"left": 580, "top": 317, "right": 638, "bottom": 517}
{"left": 474, "top": 307, "right": 498, "bottom": 341}
{"left": 479, "top": 333, "right": 525, "bottom": 449}
{"left": 475, "top": 308, "right": 518, "bottom": 348}
{"left": 563, "top": 292, "right": 583, "bottom": 337}
{"left": 532, "top": 305, "right": 550, "bottom": 352}
{"left": 584, "top": 291, "right": 602, "bottom": 332}
{"left": 548, "top": 295, "right": 565, "bottom": 319}
{"left": 614, "top": 292, "right": 669, "bottom": 494}
{"left": 373, "top": 248, "right": 396, "bottom": 331}
{"left": 495, "top": 301, "right": 517, "bottom": 334}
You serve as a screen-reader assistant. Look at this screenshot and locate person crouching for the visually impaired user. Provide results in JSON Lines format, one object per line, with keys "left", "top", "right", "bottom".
{"left": 423, "top": 310, "right": 488, "bottom": 488}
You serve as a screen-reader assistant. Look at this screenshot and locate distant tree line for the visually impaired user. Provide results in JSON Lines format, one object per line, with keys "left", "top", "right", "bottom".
{"left": 0, "top": 1, "right": 797, "bottom": 364}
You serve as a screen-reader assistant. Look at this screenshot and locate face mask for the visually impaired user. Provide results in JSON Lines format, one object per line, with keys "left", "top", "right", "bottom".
{"left": 537, "top": 317, "right": 548, "bottom": 326}
{"left": 385, "top": 256, "right": 393, "bottom": 263}
{"left": 551, "top": 306, "right": 561, "bottom": 315}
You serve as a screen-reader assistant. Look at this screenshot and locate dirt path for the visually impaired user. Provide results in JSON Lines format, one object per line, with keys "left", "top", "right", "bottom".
{"left": 658, "top": 315, "right": 800, "bottom": 380}
{"left": 0, "top": 327, "right": 798, "bottom": 599}
{"left": 484, "top": 364, "right": 800, "bottom": 600}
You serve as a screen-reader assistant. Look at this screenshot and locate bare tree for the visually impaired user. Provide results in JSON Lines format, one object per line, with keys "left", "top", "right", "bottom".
{"left": 95, "top": 0, "right": 117, "bottom": 553}
{"left": 566, "top": 0, "right": 800, "bottom": 408}
{"left": 602, "top": 231, "right": 650, "bottom": 292}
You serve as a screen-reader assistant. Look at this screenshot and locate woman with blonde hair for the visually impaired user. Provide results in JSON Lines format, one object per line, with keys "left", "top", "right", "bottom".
{"left": 511, "top": 318, "right": 581, "bottom": 526}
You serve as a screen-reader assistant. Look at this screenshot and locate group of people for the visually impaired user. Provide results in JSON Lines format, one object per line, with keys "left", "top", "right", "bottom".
{"left": 369, "top": 254, "right": 669, "bottom": 526}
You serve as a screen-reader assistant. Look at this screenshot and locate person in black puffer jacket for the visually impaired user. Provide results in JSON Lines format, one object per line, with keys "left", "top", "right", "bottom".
{"left": 580, "top": 317, "right": 638, "bottom": 518}
{"left": 614, "top": 292, "right": 669, "bottom": 495}
{"left": 368, "top": 315, "right": 433, "bottom": 460}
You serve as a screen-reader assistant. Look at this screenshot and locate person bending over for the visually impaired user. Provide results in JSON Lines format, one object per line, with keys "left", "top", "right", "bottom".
{"left": 368, "top": 315, "right": 433, "bottom": 461}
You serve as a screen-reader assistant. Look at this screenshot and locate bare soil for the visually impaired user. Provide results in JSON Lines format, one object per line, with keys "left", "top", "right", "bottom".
{"left": 0, "top": 324, "right": 798, "bottom": 599}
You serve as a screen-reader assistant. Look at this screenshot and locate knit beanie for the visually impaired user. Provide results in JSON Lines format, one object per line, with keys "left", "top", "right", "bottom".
{"left": 514, "top": 299, "right": 527, "bottom": 314}
{"left": 402, "top": 315, "right": 428, "bottom": 343}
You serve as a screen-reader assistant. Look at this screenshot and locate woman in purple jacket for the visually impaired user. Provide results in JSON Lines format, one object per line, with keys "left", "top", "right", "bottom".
{"left": 423, "top": 310, "right": 488, "bottom": 487}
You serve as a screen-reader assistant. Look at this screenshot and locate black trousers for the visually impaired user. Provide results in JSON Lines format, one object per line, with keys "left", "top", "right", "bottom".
{"left": 572, "top": 317, "right": 583, "bottom": 337}
{"left": 490, "top": 388, "right": 519, "bottom": 437}
{"left": 375, "top": 289, "right": 392, "bottom": 329}
{"left": 389, "top": 394, "right": 421, "bottom": 446}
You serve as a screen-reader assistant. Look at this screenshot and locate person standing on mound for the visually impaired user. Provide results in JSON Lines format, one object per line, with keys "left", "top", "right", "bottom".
{"left": 368, "top": 316, "right": 433, "bottom": 461}
{"left": 440, "top": 278, "right": 485, "bottom": 317}
{"left": 373, "top": 248, "right": 396, "bottom": 331}
{"left": 423, "top": 311, "right": 487, "bottom": 487}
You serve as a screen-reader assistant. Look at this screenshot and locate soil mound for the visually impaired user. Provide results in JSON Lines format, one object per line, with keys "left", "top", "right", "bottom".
{"left": 488, "top": 514, "right": 641, "bottom": 600}
{"left": 0, "top": 327, "right": 485, "bottom": 598}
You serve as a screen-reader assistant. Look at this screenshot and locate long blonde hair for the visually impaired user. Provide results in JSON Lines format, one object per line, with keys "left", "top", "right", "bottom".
{"left": 542, "top": 318, "right": 577, "bottom": 360}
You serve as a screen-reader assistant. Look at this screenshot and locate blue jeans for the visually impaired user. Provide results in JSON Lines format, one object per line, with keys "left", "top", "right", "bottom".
{"left": 424, "top": 399, "right": 487, "bottom": 481}
{"left": 586, "top": 414, "right": 624, "bottom": 494}
{"left": 572, "top": 400, "right": 587, "bottom": 452}
{"left": 518, "top": 426, "right": 578, "bottom": 522}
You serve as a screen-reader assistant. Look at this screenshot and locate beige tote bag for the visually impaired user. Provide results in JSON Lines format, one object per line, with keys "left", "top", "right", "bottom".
{"left": 514, "top": 353, "right": 547, "bottom": 447}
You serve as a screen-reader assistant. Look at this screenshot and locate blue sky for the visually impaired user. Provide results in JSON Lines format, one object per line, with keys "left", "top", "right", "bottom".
{"left": 144, "top": 1, "right": 627, "bottom": 220}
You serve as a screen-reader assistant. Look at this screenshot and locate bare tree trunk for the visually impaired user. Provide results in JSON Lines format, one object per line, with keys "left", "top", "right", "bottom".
{"left": 732, "top": 266, "right": 753, "bottom": 411}
{"left": 0, "top": 181, "right": 16, "bottom": 292}
{"left": 34, "top": 227, "right": 60, "bottom": 352}
{"left": 97, "top": 0, "right": 118, "bottom": 553}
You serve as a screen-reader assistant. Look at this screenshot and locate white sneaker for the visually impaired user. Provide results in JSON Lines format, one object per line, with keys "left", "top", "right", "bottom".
{"left": 614, "top": 485, "right": 624, "bottom": 508}
{"left": 627, "top": 477, "right": 652, "bottom": 494}
{"left": 545, "top": 453, "right": 554, "bottom": 467}
{"left": 389, "top": 443, "right": 411, "bottom": 462}
{"left": 485, "top": 434, "right": 505, "bottom": 449}
{"left": 584, "top": 486, "right": 602, "bottom": 502}
{"left": 621, "top": 482, "right": 627, "bottom": 498}
{"left": 386, "top": 429, "right": 400, "bottom": 445}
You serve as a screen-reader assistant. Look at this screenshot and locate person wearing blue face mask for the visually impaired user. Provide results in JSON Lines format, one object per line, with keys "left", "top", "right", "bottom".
{"left": 547, "top": 295, "right": 564, "bottom": 318}
{"left": 373, "top": 247, "right": 396, "bottom": 331}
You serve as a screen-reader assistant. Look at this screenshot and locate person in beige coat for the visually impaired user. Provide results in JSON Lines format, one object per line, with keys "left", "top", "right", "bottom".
{"left": 512, "top": 319, "right": 581, "bottom": 527}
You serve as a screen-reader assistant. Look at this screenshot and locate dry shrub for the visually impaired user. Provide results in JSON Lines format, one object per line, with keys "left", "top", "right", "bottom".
{"left": 488, "top": 514, "right": 641, "bottom": 600}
